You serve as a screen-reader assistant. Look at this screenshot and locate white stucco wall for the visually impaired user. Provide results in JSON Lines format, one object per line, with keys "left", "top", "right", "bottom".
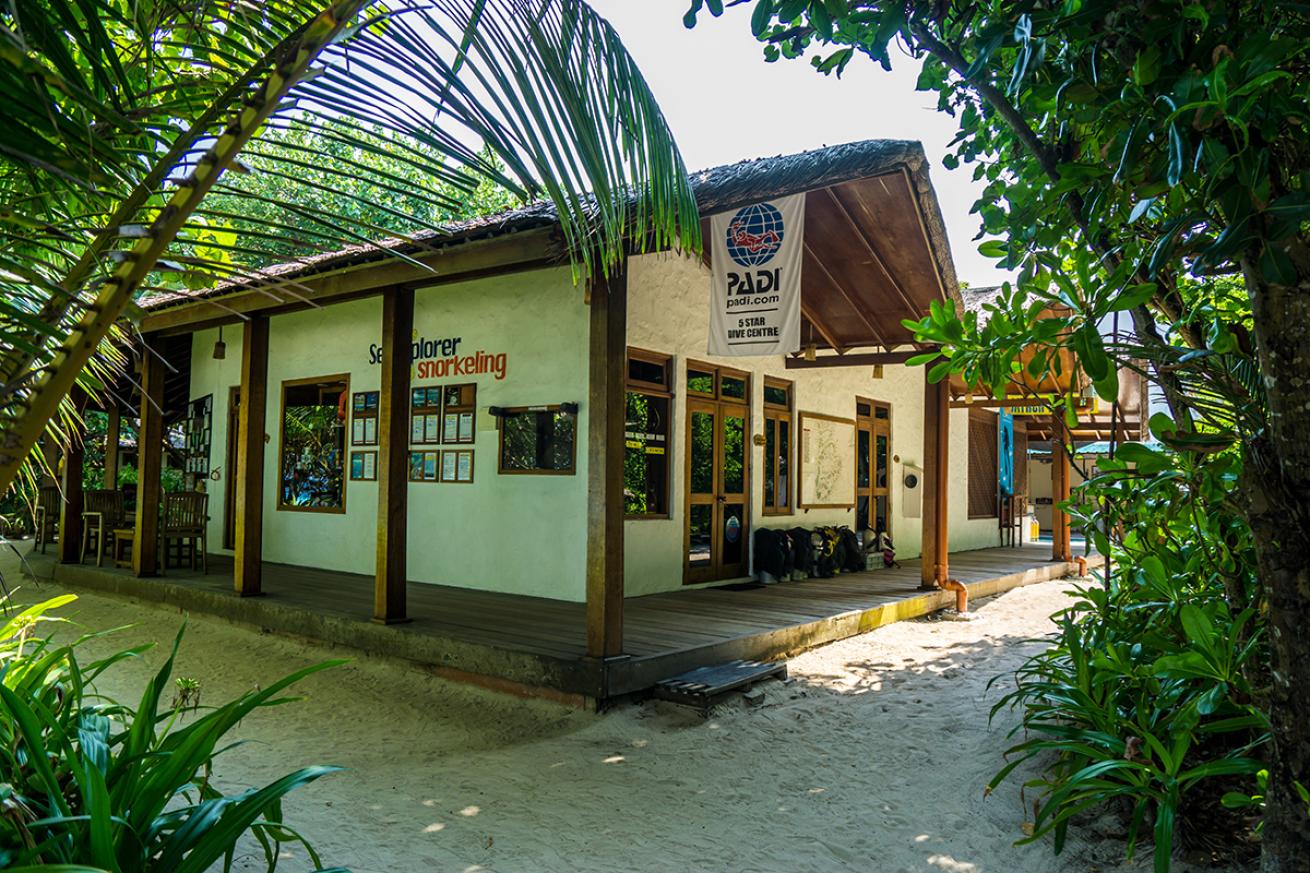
{"left": 947, "top": 408, "right": 1005, "bottom": 552}
{"left": 189, "top": 325, "right": 243, "bottom": 554}
{"left": 1027, "top": 455, "right": 1089, "bottom": 530}
{"left": 403, "top": 268, "right": 589, "bottom": 599}
{"left": 623, "top": 251, "right": 999, "bottom": 598}
{"left": 188, "top": 254, "right": 1002, "bottom": 602}
{"left": 191, "top": 267, "right": 590, "bottom": 600}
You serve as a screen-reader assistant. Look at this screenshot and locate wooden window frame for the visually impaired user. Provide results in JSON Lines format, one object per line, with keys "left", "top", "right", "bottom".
{"left": 762, "top": 377, "right": 793, "bottom": 516}
{"left": 684, "top": 360, "right": 717, "bottom": 398}
{"left": 625, "top": 348, "right": 673, "bottom": 520}
{"left": 685, "top": 359, "right": 751, "bottom": 406}
{"left": 277, "top": 373, "right": 349, "bottom": 515}
{"left": 497, "top": 405, "right": 578, "bottom": 475}
{"left": 626, "top": 346, "right": 672, "bottom": 394}
{"left": 968, "top": 407, "right": 1000, "bottom": 519}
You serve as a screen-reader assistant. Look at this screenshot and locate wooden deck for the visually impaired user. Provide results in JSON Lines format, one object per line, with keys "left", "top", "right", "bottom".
{"left": 34, "top": 543, "right": 1096, "bottom": 705}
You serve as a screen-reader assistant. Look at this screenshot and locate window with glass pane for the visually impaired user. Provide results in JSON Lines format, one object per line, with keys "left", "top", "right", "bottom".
{"left": 763, "top": 378, "right": 792, "bottom": 514}
{"left": 687, "top": 369, "right": 715, "bottom": 397}
{"left": 720, "top": 374, "right": 747, "bottom": 400}
{"left": 627, "top": 355, "right": 668, "bottom": 389}
{"left": 624, "top": 392, "right": 669, "bottom": 516}
{"left": 764, "top": 384, "right": 789, "bottom": 407}
{"left": 499, "top": 407, "right": 576, "bottom": 473}
{"left": 722, "top": 413, "right": 745, "bottom": 493}
{"left": 279, "top": 377, "right": 347, "bottom": 511}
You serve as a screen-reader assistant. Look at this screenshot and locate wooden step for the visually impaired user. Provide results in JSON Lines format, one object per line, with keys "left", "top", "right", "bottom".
{"left": 653, "top": 659, "right": 787, "bottom": 714}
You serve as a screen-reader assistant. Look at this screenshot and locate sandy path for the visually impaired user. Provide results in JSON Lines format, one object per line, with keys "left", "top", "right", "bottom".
{"left": 0, "top": 546, "right": 1200, "bottom": 872}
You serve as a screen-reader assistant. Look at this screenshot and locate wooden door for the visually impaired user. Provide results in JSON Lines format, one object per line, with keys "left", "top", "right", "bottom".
{"left": 685, "top": 398, "right": 750, "bottom": 583}
{"left": 223, "top": 386, "right": 240, "bottom": 550}
{"left": 856, "top": 399, "right": 892, "bottom": 536}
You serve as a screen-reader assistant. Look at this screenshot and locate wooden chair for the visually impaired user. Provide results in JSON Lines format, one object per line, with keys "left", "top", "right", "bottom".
{"left": 33, "top": 485, "right": 60, "bottom": 554}
{"left": 161, "top": 492, "right": 208, "bottom": 573}
{"left": 80, "top": 490, "right": 126, "bottom": 567}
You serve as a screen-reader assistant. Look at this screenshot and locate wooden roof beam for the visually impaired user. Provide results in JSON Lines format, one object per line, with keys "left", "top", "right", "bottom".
{"left": 784, "top": 348, "right": 935, "bottom": 369}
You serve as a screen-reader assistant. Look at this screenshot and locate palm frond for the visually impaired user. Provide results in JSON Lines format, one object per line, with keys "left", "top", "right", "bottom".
{"left": 0, "top": 0, "right": 700, "bottom": 496}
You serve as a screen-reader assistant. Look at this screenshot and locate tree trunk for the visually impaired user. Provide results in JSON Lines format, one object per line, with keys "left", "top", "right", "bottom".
{"left": 1242, "top": 261, "right": 1310, "bottom": 873}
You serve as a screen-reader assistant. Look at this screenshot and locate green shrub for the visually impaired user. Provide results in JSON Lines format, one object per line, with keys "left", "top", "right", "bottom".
{"left": 989, "top": 444, "right": 1268, "bottom": 872}
{"left": 0, "top": 595, "right": 349, "bottom": 872}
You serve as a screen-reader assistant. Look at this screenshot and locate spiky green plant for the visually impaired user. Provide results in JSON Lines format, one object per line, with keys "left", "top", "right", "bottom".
{"left": 0, "top": 595, "right": 349, "bottom": 871}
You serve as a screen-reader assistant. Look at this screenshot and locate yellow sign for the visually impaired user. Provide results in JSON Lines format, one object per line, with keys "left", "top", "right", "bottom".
{"left": 1008, "top": 396, "right": 1099, "bottom": 417}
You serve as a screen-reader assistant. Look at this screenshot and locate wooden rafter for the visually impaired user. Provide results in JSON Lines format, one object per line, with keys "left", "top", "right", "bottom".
{"left": 801, "top": 301, "right": 844, "bottom": 354}
{"left": 822, "top": 186, "right": 923, "bottom": 322}
{"left": 802, "top": 241, "right": 890, "bottom": 349}
{"left": 785, "top": 349, "right": 932, "bottom": 369}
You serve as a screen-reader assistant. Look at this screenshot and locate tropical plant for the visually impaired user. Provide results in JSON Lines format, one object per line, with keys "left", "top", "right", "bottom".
{"left": 987, "top": 439, "right": 1267, "bottom": 872}
{"left": 0, "top": 594, "right": 347, "bottom": 871}
{"left": 196, "top": 122, "right": 520, "bottom": 271}
{"left": 0, "top": 0, "right": 700, "bottom": 496}
{"left": 687, "top": 0, "right": 1309, "bottom": 867}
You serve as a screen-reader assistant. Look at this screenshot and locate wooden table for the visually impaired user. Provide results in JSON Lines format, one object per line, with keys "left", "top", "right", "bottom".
{"left": 113, "top": 528, "right": 135, "bottom": 569}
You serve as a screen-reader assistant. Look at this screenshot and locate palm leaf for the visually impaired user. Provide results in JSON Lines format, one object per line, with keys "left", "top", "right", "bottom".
{"left": 0, "top": 0, "right": 698, "bottom": 496}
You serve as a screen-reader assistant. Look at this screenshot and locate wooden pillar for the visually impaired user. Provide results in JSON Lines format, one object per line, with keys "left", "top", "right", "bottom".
{"left": 374, "top": 287, "right": 413, "bottom": 624}
{"left": 58, "top": 390, "right": 87, "bottom": 563}
{"left": 920, "top": 377, "right": 950, "bottom": 588}
{"left": 585, "top": 265, "right": 627, "bottom": 659}
{"left": 234, "top": 316, "right": 269, "bottom": 595}
{"left": 133, "top": 354, "right": 163, "bottom": 577}
{"left": 103, "top": 405, "right": 121, "bottom": 490}
{"left": 1051, "top": 414, "right": 1073, "bottom": 562}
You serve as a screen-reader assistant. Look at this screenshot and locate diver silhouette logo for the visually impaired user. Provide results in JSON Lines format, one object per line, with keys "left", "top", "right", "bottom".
{"left": 725, "top": 202, "right": 785, "bottom": 267}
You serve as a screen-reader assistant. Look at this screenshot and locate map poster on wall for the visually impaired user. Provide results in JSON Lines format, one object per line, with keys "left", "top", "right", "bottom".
{"left": 707, "top": 193, "right": 804, "bottom": 356}
{"left": 798, "top": 412, "right": 856, "bottom": 509}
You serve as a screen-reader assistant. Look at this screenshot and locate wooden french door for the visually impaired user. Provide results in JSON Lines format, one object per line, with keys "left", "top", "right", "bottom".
{"left": 855, "top": 398, "right": 892, "bottom": 536}
{"left": 685, "top": 396, "right": 750, "bottom": 583}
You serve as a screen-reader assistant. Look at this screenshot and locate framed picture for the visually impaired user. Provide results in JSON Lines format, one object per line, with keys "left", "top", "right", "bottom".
{"left": 442, "top": 449, "right": 474, "bottom": 483}
{"left": 349, "top": 451, "right": 379, "bottom": 481}
{"left": 352, "top": 391, "right": 380, "bottom": 446}
{"left": 184, "top": 394, "right": 213, "bottom": 477}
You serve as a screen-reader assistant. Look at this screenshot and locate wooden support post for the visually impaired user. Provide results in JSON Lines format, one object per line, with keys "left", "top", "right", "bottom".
{"left": 234, "top": 315, "right": 269, "bottom": 596}
{"left": 586, "top": 265, "right": 627, "bottom": 659}
{"left": 920, "top": 377, "right": 950, "bottom": 589}
{"left": 58, "top": 390, "right": 87, "bottom": 563}
{"left": 133, "top": 354, "right": 163, "bottom": 577}
{"left": 103, "top": 405, "right": 121, "bottom": 490}
{"left": 374, "top": 287, "right": 413, "bottom": 624}
{"left": 1051, "top": 414, "right": 1073, "bottom": 563}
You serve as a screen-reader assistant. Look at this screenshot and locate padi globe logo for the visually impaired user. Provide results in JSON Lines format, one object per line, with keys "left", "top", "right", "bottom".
{"left": 725, "top": 202, "right": 785, "bottom": 267}
{"left": 723, "top": 201, "right": 787, "bottom": 307}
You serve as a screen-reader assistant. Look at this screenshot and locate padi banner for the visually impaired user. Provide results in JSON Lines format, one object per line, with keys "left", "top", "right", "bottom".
{"left": 707, "top": 193, "right": 804, "bottom": 356}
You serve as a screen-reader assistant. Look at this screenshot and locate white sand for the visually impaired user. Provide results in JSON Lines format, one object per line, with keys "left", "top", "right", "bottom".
{"left": 2, "top": 546, "right": 1235, "bottom": 872}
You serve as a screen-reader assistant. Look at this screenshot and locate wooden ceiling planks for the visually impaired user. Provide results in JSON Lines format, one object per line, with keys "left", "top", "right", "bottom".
{"left": 795, "top": 170, "right": 949, "bottom": 352}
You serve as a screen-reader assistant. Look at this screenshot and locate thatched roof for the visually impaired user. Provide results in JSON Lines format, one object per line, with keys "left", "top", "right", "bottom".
{"left": 141, "top": 138, "right": 958, "bottom": 312}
